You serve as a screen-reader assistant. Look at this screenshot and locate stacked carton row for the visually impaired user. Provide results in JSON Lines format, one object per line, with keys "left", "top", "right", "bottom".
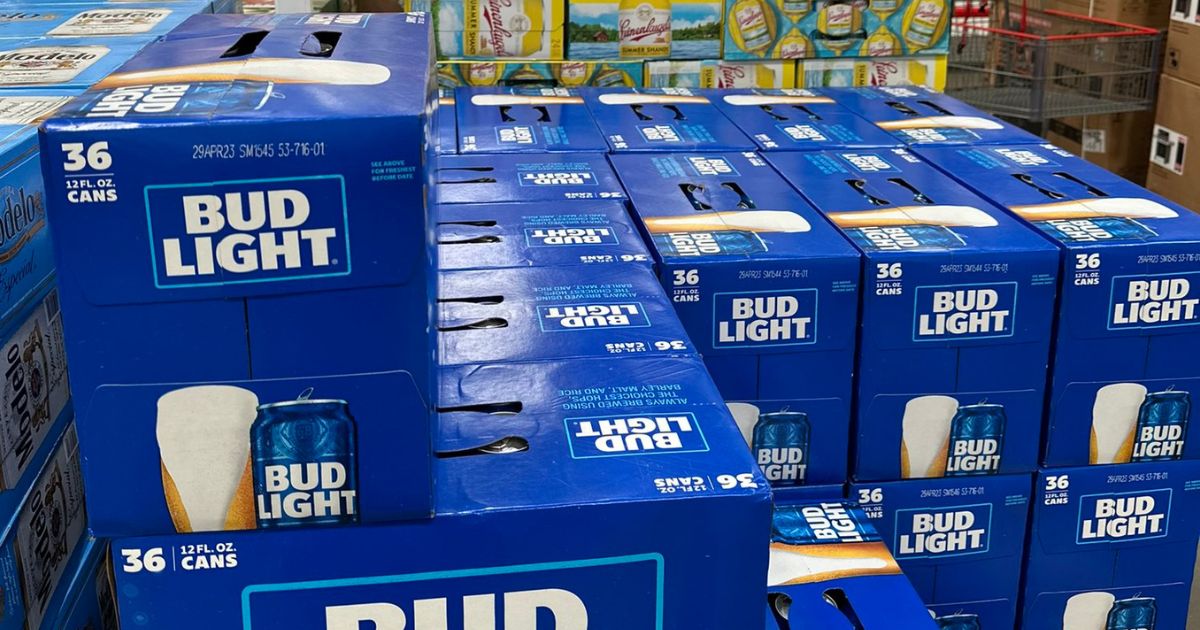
{"left": 435, "top": 85, "right": 1200, "bottom": 629}
{"left": 1146, "top": 0, "right": 1200, "bottom": 209}
{"left": 0, "top": 1, "right": 238, "bottom": 628}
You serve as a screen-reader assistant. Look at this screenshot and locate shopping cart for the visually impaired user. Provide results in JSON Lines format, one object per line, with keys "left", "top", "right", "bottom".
{"left": 946, "top": 4, "right": 1163, "bottom": 122}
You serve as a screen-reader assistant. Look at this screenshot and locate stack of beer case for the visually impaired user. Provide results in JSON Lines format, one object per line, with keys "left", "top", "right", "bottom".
{"left": 29, "top": 14, "right": 783, "bottom": 628}
{"left": 916, "top": 141, "right": 1200, "bottom": 630}
{"left": 445, "top": 84, "right": 942, "bottom": 629}
{"left": 0, "top": 0, "right": 232, "bottom": 627}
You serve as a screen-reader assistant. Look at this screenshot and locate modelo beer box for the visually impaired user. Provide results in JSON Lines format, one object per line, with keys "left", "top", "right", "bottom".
{"left": 712, "top": 88, "right": 901, "bottom": 152}
{"left": 849, "top": 474, "right": 1033, "bottom": 629}
{"left": 768, "top": 148, "right": 1059, "bottom": 481}
{"left": 830, "top": 86, "right": 1043, "bottom": 146}
{"left": 766, "top": 501, "right": 938, "bottom": 630}
{"left": 437, "top": 265, "right": 694, "bottom": 366}
{"left": 39, "top": 14, "right": 437, "bottom": 537}
{"left": 454, "top": 87, "right": 606, "bottom": 154}
{"left": 0, "top": 4, "right": 198, "bottom": 40}
{"left": 0, "top": 36, "right": 144, "bottom": 89}
{"left": 432, "top": 152, "right": 626, "bottom": 205}
{"left": 917, "top": 143, "right": 1200, "bottom": 470}
{"left": 0, "top": 424, "right": 87, "bottom": 630}
{"left": 108, "top": 357, "right": 772, "bottom": 629}
{"left": 610, "top": 151, "right": 861, "bottom": 488}
{"left": 43, "top": 536, "right": 117, "bottom": 630}
{"left": 434, "top": 200, "right": 651, "bottom": 271}
{"left": 0, "top": 89, "right": 78, "bottom": 326}
{"left": 1020, "top": 460, "right": 1200, "bottom": 630}
{"left": 583, "top": 88, "right": 756, "bottom": 152}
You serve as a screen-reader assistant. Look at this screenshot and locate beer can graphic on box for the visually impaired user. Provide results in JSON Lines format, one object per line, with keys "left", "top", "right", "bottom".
{"left": 252, "top": 393, "right": 359, "bottom": 529}
{"left": 728, "top": 404, "right": 811, "bottom": 486}
{"left": 566, "top": 0, "right": 722, "bottom": 60}
{"left": 796, "top": 56, "right": 947, "bottom": 90}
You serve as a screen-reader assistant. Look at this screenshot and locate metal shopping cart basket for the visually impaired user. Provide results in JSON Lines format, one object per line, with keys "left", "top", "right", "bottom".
{"left": 946, "top": 3, "right": 1163, "bottom": 122}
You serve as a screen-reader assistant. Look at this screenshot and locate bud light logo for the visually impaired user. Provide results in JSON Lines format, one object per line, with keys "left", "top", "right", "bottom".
{"left": 145, "top": 176, "right": 350, "bottom": 288}
{"left": 714, "top": 289, "right": 817, "bottom": 348}
{"left": 517, "top": 166, "right": 597, "bottom": 187}
{"left": 524, "top": 227, "right": 618, "bottom": 247}
{"left": 565, "top": 413, "right": 708, "bottom": 458}
{"left": 1110, "top": 273, "right": 1200, "bottom": 330}
{"left": 841, "top": 153, "right": 897, "bottom": 173}
{"left": 639, "top": 124, "right": 681, "bottom": 143}
{"left": 913, "top": 283, "right": 1017, "bottom": 341}
{"left": 496, "top": 125, "right": 536, "bottom": 145}
{"left": 240, "top": 554, "right": 663, "bottom": 629}
{"left": 994, "top": 147, "right": 1057, "bottom": 167}
{"left": 895, "top": 504, "right": 991, "bottom": 558}
{"left": 780, "top": 124, "right": 829, "bottom": 143}
{"left": 686, "top": 156, "right": 738, "bottom": 176}
{"left": 878, "top": 86, "right": 921, "bottom": 98}
{"left": 1077, "top": 489, "right": 1171, "bottom": 543}
{"left": 792, "top": 503, "right": 877, "bottom": 544}
{"left": 538, "top": 303, "right": 650, "bottom": 331}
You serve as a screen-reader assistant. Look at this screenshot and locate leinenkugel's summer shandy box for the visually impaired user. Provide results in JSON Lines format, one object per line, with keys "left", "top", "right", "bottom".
{"left": 610, "top": 151, "right": 862, "bottom": 488}
{"left": 39, "top": 14, "right": 437, "bottom": 537}
{"left": 108, "top": 356, "right": 772, "bottom": 629}
{"left": 917, "top": 143, "right": 1200, "bottom": 469}
{"left": 768, "top": 148, "right": 1059, "bottom": 481}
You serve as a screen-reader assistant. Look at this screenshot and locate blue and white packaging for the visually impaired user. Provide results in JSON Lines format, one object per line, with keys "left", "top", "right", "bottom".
{"left": 435, "top": 87, "right": 455, "bottom": 155}
{"left": 433, "top": 152, "right": 626, "bottom": 205}
{"left": 435, "top": 200, "right": 651, "bottom": 270}
{"left": 830, "top": 86, "right": 1044, "bottom": 146}
{"left": 916, "top": 143, "right": 1200, "bottom": 469}
{"left": 582, "top": 87, "right": 755, "bottom": 152}
{"left": 767, "top": 501, "right": 938, "bottom": 629}
{"left": 455, "top": 86, "right": 606, "bottom": 154}
{"left": 0, "top": 90, "right": 77, "bottom": 327}
{"left": 849, "top": 474, "right": 1032, "bottom": 629}
{"left": 0, "top": 424, "right": 87, "bottom": 630}
{"left": 1020, "top": 461, "right": 1200, "bottom": 630}
{"left": 40, "top": 14, "right": 436, "bottom": 537}
{"left": 610, "top": 151, "right": 861, "bottom": 487}
{"left": 43, "top": 537, "right": 116, "bottom": 630}
{"left": 713, "top": 88, "right": 901, "bottom": 152}
{"left": 0, "top": 5, "right": 196, "bottom": 40}
{"left": 438, "top": 266, "right": 694, "bottom": 366}
{"left": 108, "top": 357, "right": 771, "bottom": 629}
{"left": 768, "top": 148, "right": 1060, "bottom": 481}
{"left": 0, "top": 37, "right": 144, "bottom": 89}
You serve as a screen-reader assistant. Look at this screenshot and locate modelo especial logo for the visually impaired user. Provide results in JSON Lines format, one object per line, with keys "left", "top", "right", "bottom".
{"left": 1077, "top": 489, "right": 1171, "bottom": 543}
{"left": 894, "top": 504, "right": 991, "bottom": 558}
{"left": 145, "top": 176, "right": 350, "bottom": 288}
{"left": 242, "top": 554, "right": 663, "bottom": 629}
{"left": 1110, "top": 273, "right": 1200, "bottom": 329}
{"left": 913, "top": 283, "right": 1016, "bottom": 340}
{"left": 538, "top": 303, "right": 650, "bottom": 331}
{"left": 565, "top": 413, "right": 708, "bottom": 458}
{"left": 713, "top": 289, "right": 817, "bottom": 348}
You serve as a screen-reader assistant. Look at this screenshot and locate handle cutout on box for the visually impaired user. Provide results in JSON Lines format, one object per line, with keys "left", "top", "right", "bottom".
{"left": 221, "top": 30, "right": 270, "bottom": 58}
{"left": 847, "top": 179, "right": 890, "bottom": 206}
{"left": 887, "top": 178, "right": 934, "bottom": 205}
{"left": 300, "top": 31, "right": 342, "bottom": 57}
{"left": 1013, "top": 173, "right": 1067, "bottom": 200}
{"left": 721, "top": 181, "right": 756, "bottom": 209}
{"left": 1054, "top": 171, "right": 1108, "bottom": 197}
{"left": 680, "top": 183, "right": 714, "bottom": 211}
{"left": 438, "top": 235, "right": 502, "bottom": 245}
{"left": 768, "top": 593, "right": 792, "bottom": 630}
{"left": 437, "top": 317, "right": 509, "bottom": 331}
{"left": 438, "top": 220, "right": 498, "bottom": 227}
{"left": 437, "top": 436, "right": 529, "bottom": 458}
{"left": 885, "top": 100, "right": 921, "bottom": 117}
{"left": 437, "top": 295, "right": 505, "bottom": 305}
{"left": 917, "top": 100, "right": 954, "bottom": 116}
{"left": 823, "top": 588, "right": 865, "bottom": 630}
{"left": 438, "top": 401, "right": 524, "bottom": 415}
